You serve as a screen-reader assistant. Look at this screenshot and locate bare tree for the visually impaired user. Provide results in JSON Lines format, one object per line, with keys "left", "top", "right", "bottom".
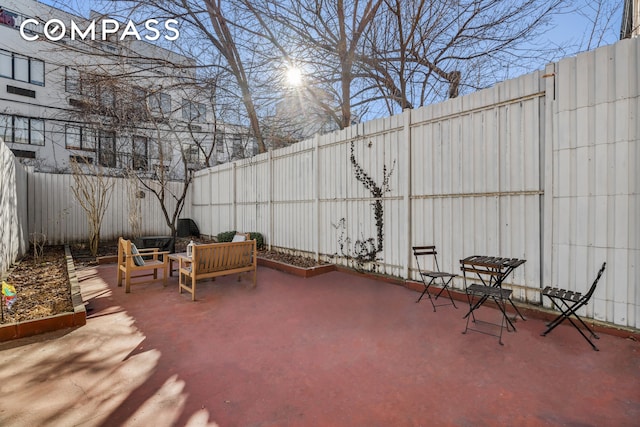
{"left": 365, "top": 0, "right": 565, "bottom": 110}
{"left": 243, "top": 0, "right": 384, "bottom": 129}
{"left": 48, "top": 0, "right": 620, "bottom": 149}
{"left": 125, "top": 169, "right": 143, "bottom": 239}
{"left": 573, "top": 0, "right": 622, "bottom": 49}
{"left": 199, "top": 0, "right": 267, "bottom": 153}
{"left": 245, "top": 0, "right": 568, "bottom": 120}
{"left": 55, "top": 46, "right": 217, "bottom": 241}
{"left": 70, "top": 157, "right": 115, "bottom": 256}
{"left": 85, "top": 0, "right": 269, "bottom": 153}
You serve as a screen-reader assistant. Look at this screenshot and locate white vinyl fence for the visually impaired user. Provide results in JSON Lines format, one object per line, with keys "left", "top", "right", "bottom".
{"left": 1, "top": 140, "right": 191, "bottom": 274}
{"left": 27, "top": 172, "right": 192, "bottom": 245}
{"left": 192, "top": 38, "right": 639, "bottom": 329}
{"left": 0, "top": 139, "right": 29, "bottom": 275}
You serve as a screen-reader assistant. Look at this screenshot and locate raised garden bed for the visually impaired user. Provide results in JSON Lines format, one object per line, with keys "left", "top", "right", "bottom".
{"left": 257, "top": 250, "right": 336, "bottom": 278}
{"left": 0, "top": 246, "right": 86, "bottom": 342}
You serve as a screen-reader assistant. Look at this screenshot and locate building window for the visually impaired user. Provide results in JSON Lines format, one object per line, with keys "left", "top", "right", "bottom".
{"left": 0, "top": 114, "right": 45, "bottom": 145}
{"left": 133, "top": 87, "right": 148, "bottom": 104}
{"left": 14, "top": 54, "right": 28, "bottom": 82}
{"left": 98, "top": 131, "right": 116, "bottom": 167}
{"left": 30, "top": 59, "right": 45, "bottom": 86}
{"left": 0, "top": 114, "right": 11, "bottom": 143}
{"left": 66, "top": 70, "right": 116, "bottom": 110}
{"left": 149, "top": 92, "right": 171, "bottom": 116}
{"left": 0, "top": 50, "right": 11, "bottom": 79}
{"left": 182, "top": 143, "right": 199, "bottom": 163}
{"left": 65, "top": 67, "right": 81, "bottom": 94}
{"left": 148, "top": 138, "right": 173, "bottom": 162}
{"left": 65, "top": 125, "right": 96, "bottom": 151}
{"left": 98, "top": 83, "right": 116, "bottom": 109}
{"left": 131, "top": 87, "right": 148, "bottom": 119}
{"left": 132, "top": 136, "right": 148, "bottom": 170}
{"left": 0, "top": 49, "right": 45, "bottom": 86}
{"left": 214, "top": 129, "right": 225, "bottom": 144}
{"left": 232, "top": 134, "right": 244, "bottom": 158}
{"left": 182, "top": 99, "right": 206, "bottom": 123}
{"left": 30, "top": 118, "right": 44, "bottom": 146}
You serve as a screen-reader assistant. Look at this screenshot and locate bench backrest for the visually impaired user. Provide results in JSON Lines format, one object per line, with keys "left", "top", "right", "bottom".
{"left": 192, "top": 240, "right": 256, "bottom": 275}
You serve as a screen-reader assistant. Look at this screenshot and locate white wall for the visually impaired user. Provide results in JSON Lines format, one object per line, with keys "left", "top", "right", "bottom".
{"left": 191, "top": 37, "right": 639, "bottom": 329}
{"left": 0, "top": 139, "right": 28, "bottom": 275}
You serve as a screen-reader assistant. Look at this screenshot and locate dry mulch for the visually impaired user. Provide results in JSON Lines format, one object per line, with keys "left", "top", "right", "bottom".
{"left": 1, "top": 239, "right": 325, "bottom": 325}
{"left": 1, "top": 246, "right": 73, "bottom": 324}
{"left": 258, "top": 250, "right": 325, "bottom": 269}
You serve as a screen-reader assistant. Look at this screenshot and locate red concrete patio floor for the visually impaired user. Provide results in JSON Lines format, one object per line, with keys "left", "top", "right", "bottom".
{"left": 1, "top": 265, "right": 638, "bottom": 427}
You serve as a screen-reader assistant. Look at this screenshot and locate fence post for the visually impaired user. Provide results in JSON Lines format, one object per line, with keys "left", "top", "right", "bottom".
{"left": 541, "top": 62, "right": 555, "bottom": 299}
{"left": 403, "top": 109, "right": 412, "bottom": 279}
{"left": 268, "top": 150, "right": 273, "bottom": 251}
{"left": 314, "top": 135, "right": 320, "bottom": 262}
{"left": 208, "top": 169, "right": 213, "bottom": 236}
{"left": 232, "top": 162, "right": 237, "bottom": 232}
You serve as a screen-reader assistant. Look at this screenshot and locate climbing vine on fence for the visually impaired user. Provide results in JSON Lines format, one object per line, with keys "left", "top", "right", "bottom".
{"left": 335, "top": 141, "right": 395, "bottom": 271}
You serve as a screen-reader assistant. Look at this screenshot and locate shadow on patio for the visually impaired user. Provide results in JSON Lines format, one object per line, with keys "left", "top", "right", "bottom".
{"left": 0, "top": 264, "right": 638, "bottom": 426}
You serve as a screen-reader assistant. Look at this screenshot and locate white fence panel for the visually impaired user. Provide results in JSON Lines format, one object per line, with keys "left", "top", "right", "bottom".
{"left": 0, "top": 140, "right": 29, "bottom": 275}
{"left": 189, "top": 38, "right": 639, "bottom": 328}
{"left": 28, "top": 172, "right": 190, "bottom": 244}
{"left": 270, "top": 140, "right": 316, "bottom": 253}
{"left": 192, "top": 163, "right": 235, "bottom": 236}
{"left": 409, "top": 71, "right": 545, "bottom": 301}
{"left": 550, "top": 37, "right": 640, "bottom": 328}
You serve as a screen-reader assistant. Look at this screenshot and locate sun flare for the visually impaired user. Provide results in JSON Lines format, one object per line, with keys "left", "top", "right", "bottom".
{"left": 286, "top": 66, "right": 303, "bottom": 87}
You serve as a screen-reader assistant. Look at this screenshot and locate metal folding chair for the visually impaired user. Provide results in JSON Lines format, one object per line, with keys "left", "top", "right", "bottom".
{"left": 412, "top": 246, "right": 457, "bottom": 311}
{"left": 463, "top": 283, "right": 513, "bottom": 345}
{"left": 541, "top": 262, "right": 606, "bottom": 351}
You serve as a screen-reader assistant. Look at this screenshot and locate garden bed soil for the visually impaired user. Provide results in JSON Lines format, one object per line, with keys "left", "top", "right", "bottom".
{"left": 1, "top": 246, "right": 73, "bottom": 324}
{"left": 257, "top": 250, "right": 327, "bottom": 269}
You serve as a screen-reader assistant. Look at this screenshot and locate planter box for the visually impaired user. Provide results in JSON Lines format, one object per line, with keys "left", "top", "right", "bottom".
{"left": 258, "top": 257, "right": 336, "bottom": 278}
{"left": 0, "top": 246, "right": 86, "bottom": 342}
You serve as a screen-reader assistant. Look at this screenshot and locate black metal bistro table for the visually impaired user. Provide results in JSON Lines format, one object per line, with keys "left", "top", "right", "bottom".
{"left": 460, "top": 255, "right": 526, "bottom": 345}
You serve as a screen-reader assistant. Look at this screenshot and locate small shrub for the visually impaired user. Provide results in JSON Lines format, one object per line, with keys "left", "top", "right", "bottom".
{"left": 249, "top": 232, "right": 265, "bottom": 250}
{"left": 217, "top": 230, "right": 237, "bottom": 242}
{"left": 217, "top": 230, "right": 265, "bottom": 250}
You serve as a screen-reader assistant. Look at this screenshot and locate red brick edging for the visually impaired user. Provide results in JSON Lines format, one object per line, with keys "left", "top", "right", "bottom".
{"left": 0, "top": 246, "right": 86, "bottom": 342}
{"left": 257, "top": 257, "right": 336, "bottom": 278}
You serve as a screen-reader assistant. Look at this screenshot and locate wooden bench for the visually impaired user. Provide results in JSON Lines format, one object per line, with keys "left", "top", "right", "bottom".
{"left": 178, "top": 239, "right": 257, "bottom": 301}
{"left": 117, "top": 237, "right": 169, "bottom": 293}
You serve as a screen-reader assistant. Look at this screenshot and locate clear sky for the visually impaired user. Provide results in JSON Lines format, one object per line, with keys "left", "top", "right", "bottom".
{"left": 542, "top": 0, "right": 623, "bottom": 56}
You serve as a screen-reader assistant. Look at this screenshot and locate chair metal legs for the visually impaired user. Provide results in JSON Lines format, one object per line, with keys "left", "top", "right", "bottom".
{"left": 416, "top": 273, "right": 457, "bottom": 312}
{"left": 462, "top": 284, "right": 513, "bottom": 345}
{"left": 540, "top": 262, "right": 606, "bottom": 351}
{"left": 541, "top": 298, "right": 600, "bottom": 351}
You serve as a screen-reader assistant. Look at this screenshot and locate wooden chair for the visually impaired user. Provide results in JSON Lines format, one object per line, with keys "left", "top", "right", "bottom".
{"left": 117, "top": 237, "right": 169, "bottom": 293}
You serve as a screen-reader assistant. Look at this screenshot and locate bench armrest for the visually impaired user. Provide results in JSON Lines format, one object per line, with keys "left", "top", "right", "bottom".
{"left": 124, "top": 250, "right": 169, "bottom": 259}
